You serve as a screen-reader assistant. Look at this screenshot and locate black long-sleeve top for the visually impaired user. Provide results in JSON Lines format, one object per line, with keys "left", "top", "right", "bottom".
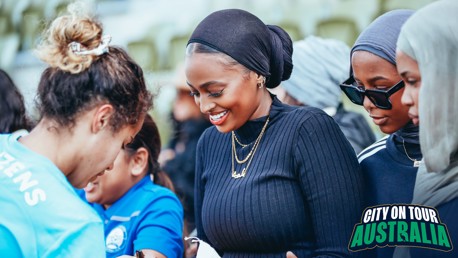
{"left": 194, "top": 97, "right": 364, "bottom": 257}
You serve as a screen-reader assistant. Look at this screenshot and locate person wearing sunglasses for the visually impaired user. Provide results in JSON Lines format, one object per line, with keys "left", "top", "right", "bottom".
{"left": 340, "top": 9, "right": 423, "bottom": 258}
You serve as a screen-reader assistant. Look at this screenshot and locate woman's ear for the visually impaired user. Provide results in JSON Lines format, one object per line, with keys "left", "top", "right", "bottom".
{"left": 91, "top": 104, "right": 114, "bottom": 133}
{"left": 255, "top": 74, "right": 266, "bottom": 88}
{"left": 130, "top": 147, "right": 149, "bottom": 177}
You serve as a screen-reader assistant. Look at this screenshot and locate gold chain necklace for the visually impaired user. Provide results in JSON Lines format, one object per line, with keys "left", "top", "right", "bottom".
{"left": 231, "top": 117, "right": 270, "bottom": 179}
{"left": 231, "top": 117, "right": 270, "bottom": 164}
{"left": 402, "top": 140, "right": 421, "bottom": 167}
{"left": 233, "top": 134, "right": 249, "bottom": 148}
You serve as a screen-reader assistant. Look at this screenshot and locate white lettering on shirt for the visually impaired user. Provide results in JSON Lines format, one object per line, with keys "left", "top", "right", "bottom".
{"left": 1, "top": 151, "right": 47, "bottom": 206}
{"left": 0, "top": 152, "right": 15, "bottom": 170}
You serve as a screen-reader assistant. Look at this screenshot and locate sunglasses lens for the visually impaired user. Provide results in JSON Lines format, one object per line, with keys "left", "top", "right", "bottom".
{"left": 342, "top": 86, "right": 364, "bottom": 105}
{"left": 366, "top": 91, "right": 391, "bottom": 109}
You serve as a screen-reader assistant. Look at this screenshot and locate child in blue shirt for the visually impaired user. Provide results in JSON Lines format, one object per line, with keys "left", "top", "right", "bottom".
{"left": 0, "top": 2, "right": 152, "bottom": 257}
{"left": 81, "top": 114, "right": 184, "bottom": 258}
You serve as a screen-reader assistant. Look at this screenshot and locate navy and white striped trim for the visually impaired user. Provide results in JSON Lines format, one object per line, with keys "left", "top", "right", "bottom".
{"left": 357, "top": 135, "right": 389, "bottom": 163}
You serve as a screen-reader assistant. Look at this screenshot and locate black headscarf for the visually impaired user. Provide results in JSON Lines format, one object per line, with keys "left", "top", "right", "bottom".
{"left": 187, "top": 9, "right": 293, "bottom": 89}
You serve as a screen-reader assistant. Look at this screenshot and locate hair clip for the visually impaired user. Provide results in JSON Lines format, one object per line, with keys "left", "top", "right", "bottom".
{"left": 69, "top": 35, "right": 112, "bottom": 56}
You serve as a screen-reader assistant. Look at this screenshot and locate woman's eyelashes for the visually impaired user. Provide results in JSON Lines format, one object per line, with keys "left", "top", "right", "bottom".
{"left": 355, "top": 79, "right": 391, "bottom": 90}
{"left": 360, "top": 82, "right": 390, "bottom": 91}
{"left": 208, "top": 89, "right": 224, "bottom": 97}
{"left": 406, "top": 78, "right": 419, "bottom": 87}
{"left": 190, "top": 89, "right": 224, "bottom": 97}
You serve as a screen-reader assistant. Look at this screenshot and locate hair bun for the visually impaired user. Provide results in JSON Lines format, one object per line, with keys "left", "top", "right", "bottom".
{"left": 36, "top": 1, "right": 104, "bottom": 74}
{"left": 266, "top": 25, "right": 293, "bottom": 88}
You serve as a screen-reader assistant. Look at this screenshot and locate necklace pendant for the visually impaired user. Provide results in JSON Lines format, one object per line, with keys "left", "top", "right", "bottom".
{"left": 413, "top": 160, "right": 421, "bottom": 167}
{"left": 232, "top": 168, "right": 246, "bottom": 179}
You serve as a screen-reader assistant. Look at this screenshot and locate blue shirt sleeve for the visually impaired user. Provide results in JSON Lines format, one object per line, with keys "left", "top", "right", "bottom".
{"left": 134, "top": 193, "right": 184, "bottom": 257}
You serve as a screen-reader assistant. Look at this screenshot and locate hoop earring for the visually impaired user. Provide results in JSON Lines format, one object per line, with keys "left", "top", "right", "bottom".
{"left": 258, "top": 76, "right": 266, "bottom": 88}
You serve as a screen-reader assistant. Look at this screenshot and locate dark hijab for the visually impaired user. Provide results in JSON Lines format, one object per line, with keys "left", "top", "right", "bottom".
{"left": 187, "top": 9, "right": 293, "bottom": 89}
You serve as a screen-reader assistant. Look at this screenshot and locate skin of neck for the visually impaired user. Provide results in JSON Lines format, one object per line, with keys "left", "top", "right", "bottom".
{"left": 18, "top": 116, "right": 90, "bottom": 177}
{"left": 255, "top": 87, "right": 273, "bottom": 119}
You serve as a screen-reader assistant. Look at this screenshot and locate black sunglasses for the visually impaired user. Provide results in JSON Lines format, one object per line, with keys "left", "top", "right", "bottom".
{"left": 339, "top": 76, "right": 405, "bottom": 110}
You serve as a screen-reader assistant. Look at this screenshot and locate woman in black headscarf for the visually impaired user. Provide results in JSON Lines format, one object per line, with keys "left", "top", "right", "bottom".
{"left": 186, "top": 9, "right": 363, "bottom": 257}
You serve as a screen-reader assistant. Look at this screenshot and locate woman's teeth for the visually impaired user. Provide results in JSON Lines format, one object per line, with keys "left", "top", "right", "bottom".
{"left": 210, "top": 111, "right": 227, "bottom": 121}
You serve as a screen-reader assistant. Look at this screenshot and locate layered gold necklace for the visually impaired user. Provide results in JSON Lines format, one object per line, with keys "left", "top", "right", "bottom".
{"left": 231, "top": 117, "right": 270, "bottom": 179}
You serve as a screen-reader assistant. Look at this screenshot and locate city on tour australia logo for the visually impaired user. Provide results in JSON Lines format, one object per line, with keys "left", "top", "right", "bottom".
{"left": 349, "top": 204, "right": 453, "bottom": 252}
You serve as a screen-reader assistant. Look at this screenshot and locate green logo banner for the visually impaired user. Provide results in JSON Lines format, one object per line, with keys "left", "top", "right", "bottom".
{"left": 349, "top": 204, "right": 453, "bottom": 252}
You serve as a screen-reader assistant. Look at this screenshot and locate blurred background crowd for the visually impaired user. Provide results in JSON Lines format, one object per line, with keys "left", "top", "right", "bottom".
{"left": 0, "top": 0, "right": 436, "bottom": 143}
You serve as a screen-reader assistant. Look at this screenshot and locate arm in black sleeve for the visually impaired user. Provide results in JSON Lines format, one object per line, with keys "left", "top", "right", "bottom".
{"left": 194, "top": 133, "right": 209, "bottom": 244}
{"left": 294, "top": 113, "right": 364, "bottom": 258}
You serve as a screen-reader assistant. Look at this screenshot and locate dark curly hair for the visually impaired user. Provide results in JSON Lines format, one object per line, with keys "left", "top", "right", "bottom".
{"left": 124, "top": 114, "right": 175, "bottom": 191}
{"left": 0, "top": 69, "right": 31, "bottom": 133}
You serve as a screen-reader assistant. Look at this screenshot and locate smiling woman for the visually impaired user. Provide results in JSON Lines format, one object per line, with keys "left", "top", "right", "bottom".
{"left": 186, "top": 9, "right": 364, "bottom": 258}
{"left": 0, "top": 1, "right": 152, "bottom": 257}
{"left": 185, "top": 50, "right": 265, "bottom": 131}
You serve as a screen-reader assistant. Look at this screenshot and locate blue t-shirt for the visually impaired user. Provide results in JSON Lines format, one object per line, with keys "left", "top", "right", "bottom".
{"left": 82, "top": 176, "right": 184, "bottom": 258}
{"left": 0, "top": 133, "right": 105, "bottom": 257}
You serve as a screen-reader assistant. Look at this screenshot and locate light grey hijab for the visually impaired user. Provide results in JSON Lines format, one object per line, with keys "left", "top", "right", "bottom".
{"left": 281, "top": 36, "right": 349, "bottom": 110}
{"left": 394, "top": 0, "right": 458, "bottom": 256}
{"left": 398, "top": 0, "right": 458, "bottom": 175}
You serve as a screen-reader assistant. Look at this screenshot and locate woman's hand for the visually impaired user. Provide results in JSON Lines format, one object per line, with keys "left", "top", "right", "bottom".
{"left": 186, "top": 242, "right": 198, "bottom": 258}
{"left": 286, "top": 251, "right": 297, "bottom": 258}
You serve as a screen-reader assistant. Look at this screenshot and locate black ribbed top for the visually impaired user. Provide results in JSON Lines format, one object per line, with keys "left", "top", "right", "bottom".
{"left": 194, "top": 97, "right": 364, "bottom": 257}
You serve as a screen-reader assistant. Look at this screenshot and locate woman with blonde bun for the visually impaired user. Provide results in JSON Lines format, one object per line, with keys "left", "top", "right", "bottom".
{"left": 0, "top": 2, "right": 152, "bottom": 257}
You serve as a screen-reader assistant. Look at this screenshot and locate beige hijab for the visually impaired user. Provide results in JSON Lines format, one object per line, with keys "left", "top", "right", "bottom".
{"left": 394, "top": 0, "right": 458, "bottom": 256}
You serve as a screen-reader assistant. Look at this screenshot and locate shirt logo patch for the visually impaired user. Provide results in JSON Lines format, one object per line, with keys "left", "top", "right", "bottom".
{"left": 106, "top": 225, "right": 127, "bottom": 253}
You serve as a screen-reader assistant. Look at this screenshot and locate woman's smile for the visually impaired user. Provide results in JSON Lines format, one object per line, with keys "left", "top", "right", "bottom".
{"left": 209, "top": 110, "right": 228, "bottom": 125}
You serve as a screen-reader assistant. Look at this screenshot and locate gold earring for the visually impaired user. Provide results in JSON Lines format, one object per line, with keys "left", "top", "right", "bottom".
{"left": 258, "top": 76, "right": 266, "bottom": 88}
